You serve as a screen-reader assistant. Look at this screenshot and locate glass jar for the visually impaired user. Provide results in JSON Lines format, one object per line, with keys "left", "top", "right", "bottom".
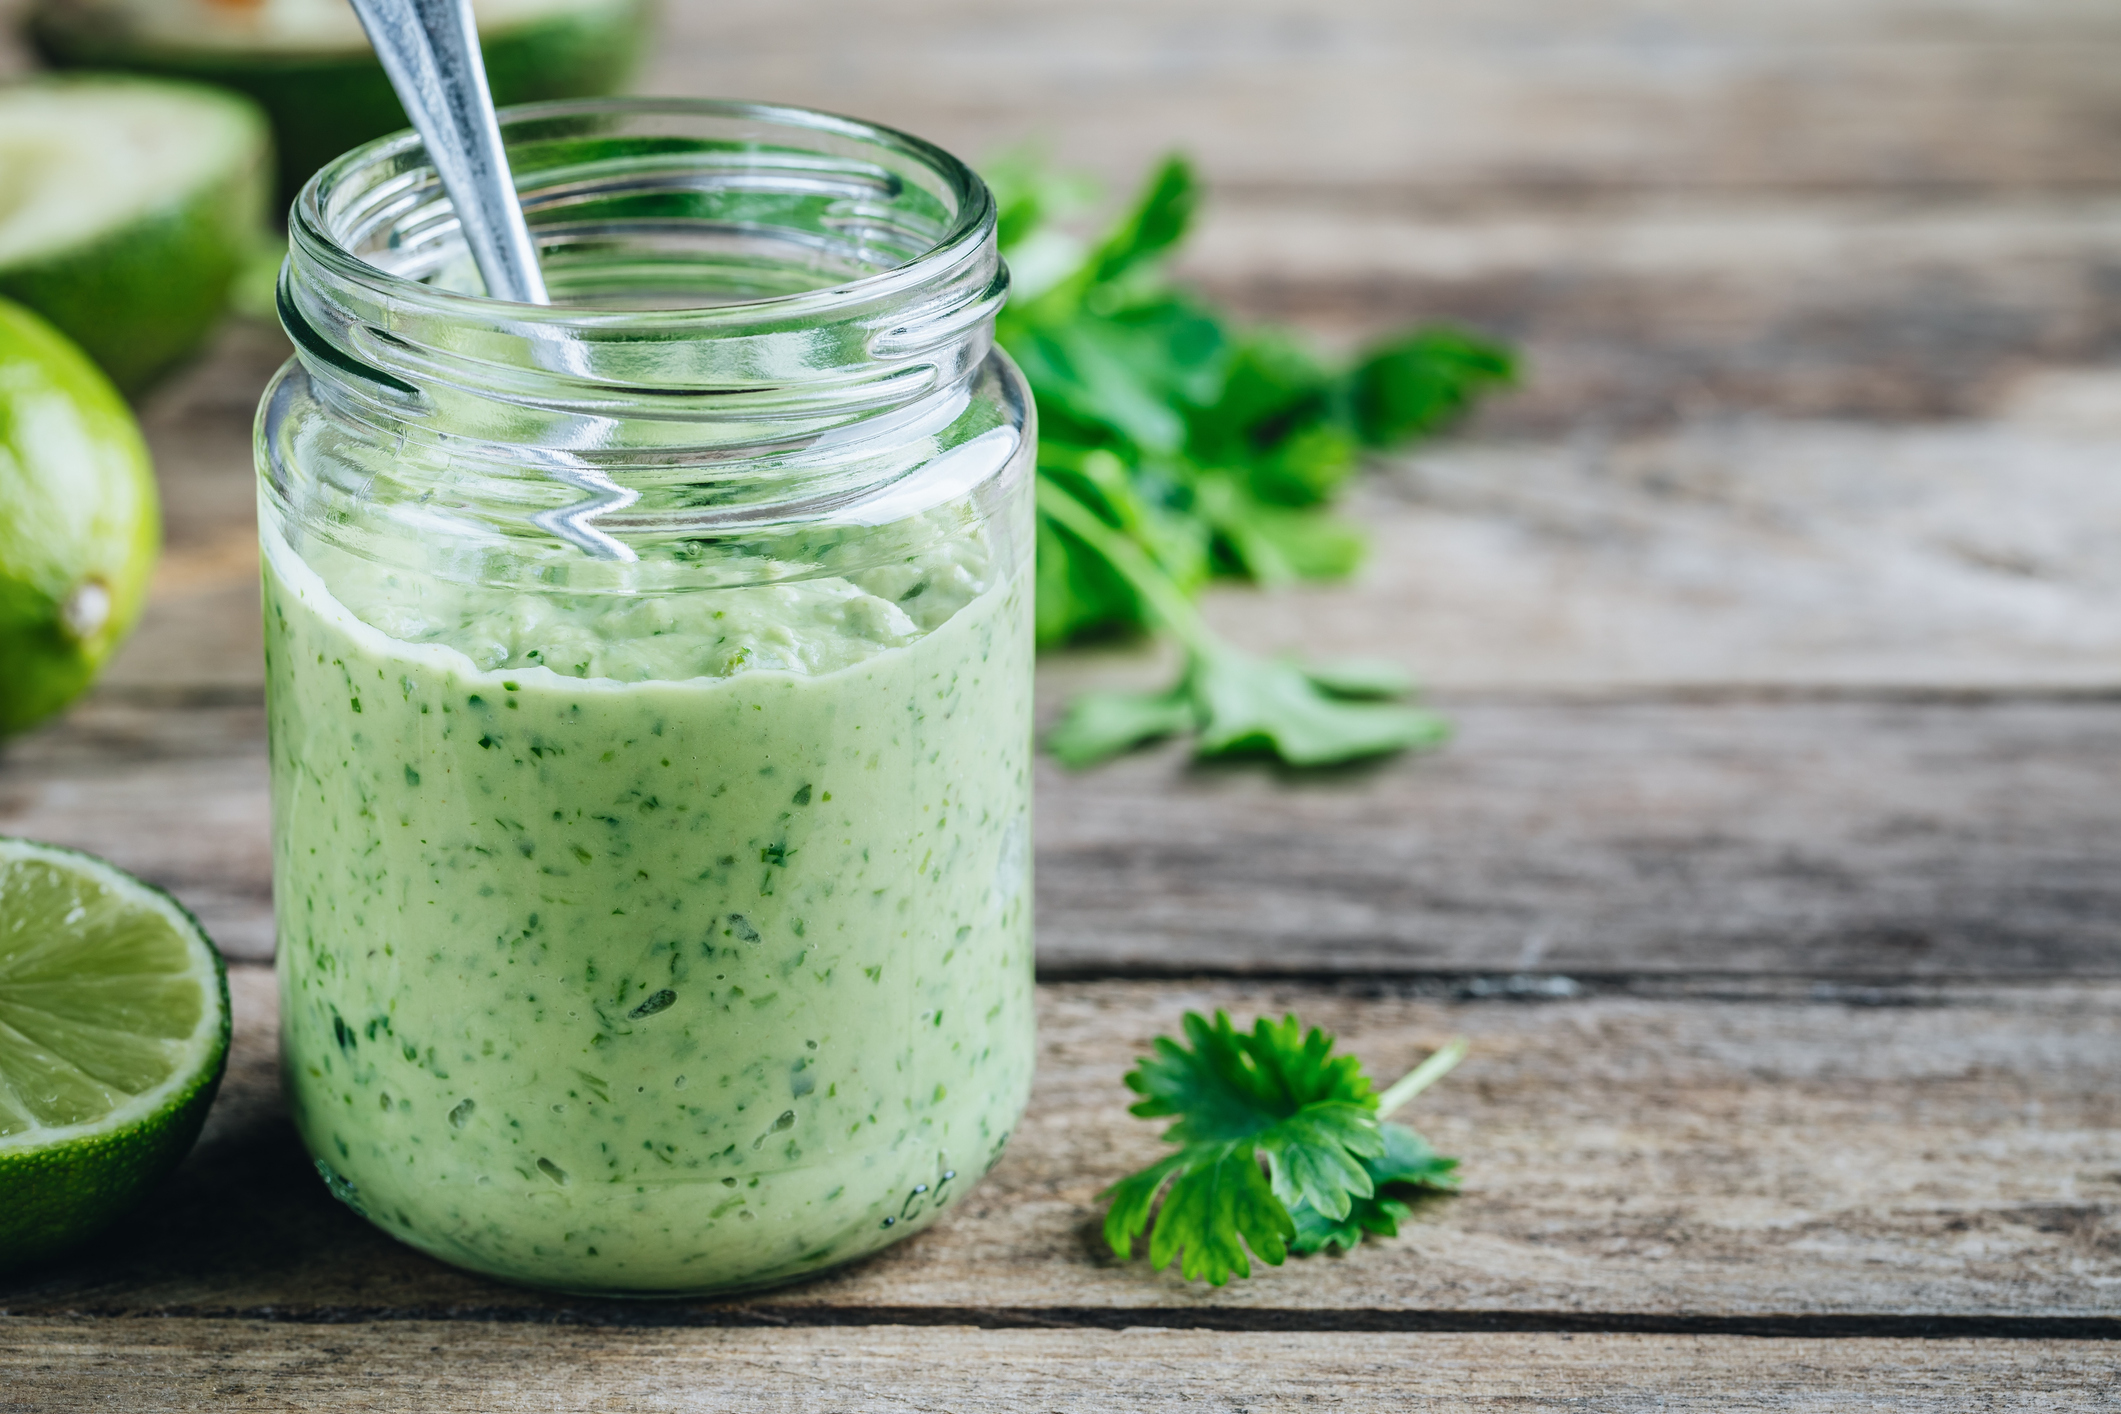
{"left": 257, "top": 99, "right": 1035, "bottom": 1295}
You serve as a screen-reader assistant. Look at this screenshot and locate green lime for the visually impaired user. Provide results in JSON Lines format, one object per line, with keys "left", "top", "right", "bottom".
{"left": 0, "top": 837, "right": 229, "bottom": 1275}
{"left": 28, "top": 0, "right": 650, "bottom": 204}
{"left": 0, "top": 296, "right": 159, "bottom": 738}
{"left": 0, "top": 76, "right": 270, "bottom": 397}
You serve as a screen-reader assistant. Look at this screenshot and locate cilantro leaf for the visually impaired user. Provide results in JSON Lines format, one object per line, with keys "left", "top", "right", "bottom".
{"left": 1036, "top": 479, "right": 1450, "bottom": 767}
{"left": 1035, "top": 512, "right": 1141, "bottom": 645}
{"left": 1086, "top": 155, "right": 1197, "bottom": 287}
{"left": 1044, "top": 682, "right": 1193, "bottom": 768}
{"left": 1189, "top": 647, "right": 1450, "bottom": 766}
{"left": 1349, "top": 329, "right": 1517, "bottom": 447}
{"left": 1146, "top": 1142, "right": 1293, "bottom": 1284}
{"left": 1300, "top": 657, "right": 1418, "bottom": 699}
{"left": 995, "top": 150, "right": 1513, "bottom": 767}
{"left": 1042, "top": 649, "right": 1445, "bottom": 769}
{"left": 1102, "top": 1012, "right": 1465, "bottom": 1284}
{"left": 1287, "top": 1122, "right": 1461, "bottom": 1255}
{"left": 1019, "top": 321, "right": 1192, "bottom": 453}
{"left": 1193, "top": 473, "right": 1366, "bottom": 584}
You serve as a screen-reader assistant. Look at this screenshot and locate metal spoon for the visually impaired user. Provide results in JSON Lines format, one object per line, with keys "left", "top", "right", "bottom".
{"left": 348, "top": 0, "right": 549, "bottom": 304}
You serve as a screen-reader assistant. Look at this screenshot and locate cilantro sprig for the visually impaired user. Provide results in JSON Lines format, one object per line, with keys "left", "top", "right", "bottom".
{"left": 990, "top": 152, "right": 1515, "bottom": 768}
{"left": 1103, "top": 1012, "right": 1466, "bottom": 1285}
{"left": 1036, "top": 483, "right": 1451, "bottom": 766}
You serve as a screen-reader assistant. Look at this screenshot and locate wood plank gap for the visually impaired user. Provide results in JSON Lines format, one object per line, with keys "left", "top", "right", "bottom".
{"left": 1431, "top": 685, "right": 2121, "bottom": 708}
{"left": 29, "top": 1305, "right": 2120, "bottom": 1340}
{"left": 14, "top": 974, "right": 2115, "bottom": 1323}
{"left": 1029, "top": 967, "right": 2121, "bottom": 993}
{"left": 1206, "top": 178, "right": 2121, "bottom": 208}
{"left": 73, "top": 681, "right": 2121, "bottom": 716}
{"left": 79, "top": 685, "right": 266, "bottom": 711}
{"left": 192, "top": 959, "right": 2106, "bottom": 998}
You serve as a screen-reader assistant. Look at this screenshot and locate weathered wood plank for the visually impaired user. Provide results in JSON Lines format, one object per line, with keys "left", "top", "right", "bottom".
{"left": 1204, "top": 413, "right": 2121, "bottom": 693}
{"left": 0, "top": 706, "right": 273, "bottom": 960}
{"left": 11, "top": 691, "right": 2121, "bottom": 975}
{"left": 6, "top": 969, "right": 2114, "bottom": 1321}
{"left": 99, "top": 328, "right": 2121, "bottom": 703}
{"left": 23, "top": 334, "right": 2121, "bottom": 976}
{"left": 641, "top": 1, "right": 2121, "bottom": 198}
{"left": 1196, "top": 199, "right": 2121, "bottom": 428}
{"left": 17, "top": 9, "right": 2121, "bottom": 427}
{"left": 1034, "top": 695, "right": 2121, "bottom": 978}
{"left": 635, "top": 2, "right": 2121, "bottom": 425}
{"left": 5, "top": 1321, "right": 2118, "bottom": 1413}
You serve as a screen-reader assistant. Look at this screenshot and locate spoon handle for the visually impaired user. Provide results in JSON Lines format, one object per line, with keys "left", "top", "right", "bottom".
{"left": 348, "top": 0, "right": 549, "bottom": 304}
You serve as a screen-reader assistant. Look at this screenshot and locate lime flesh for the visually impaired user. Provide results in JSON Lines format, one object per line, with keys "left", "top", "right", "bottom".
{"left": 0, "top": 837, "right": 228, "bottom": 1274}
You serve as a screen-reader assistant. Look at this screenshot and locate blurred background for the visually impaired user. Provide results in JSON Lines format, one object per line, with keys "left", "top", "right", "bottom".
{"left": 618, "top": 0, "right": 2121, "bottom": 434}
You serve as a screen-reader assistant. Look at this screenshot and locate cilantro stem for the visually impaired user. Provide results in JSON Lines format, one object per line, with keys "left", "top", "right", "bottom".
{"left": 1035, "top": 476, "right": 1216, "bottom": 658}
{"left": 1374, "top": 1037, "right": 1468, "bottom": 1119}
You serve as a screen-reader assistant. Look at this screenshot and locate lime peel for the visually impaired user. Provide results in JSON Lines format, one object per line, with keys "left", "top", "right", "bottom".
{"left": 0, "top": 294, "right": 159, "bottom": 738}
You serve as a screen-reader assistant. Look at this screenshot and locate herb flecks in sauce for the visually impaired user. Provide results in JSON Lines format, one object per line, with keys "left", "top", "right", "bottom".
{"left": 267, "top": 534, "right": 1034, "bottom": 1293}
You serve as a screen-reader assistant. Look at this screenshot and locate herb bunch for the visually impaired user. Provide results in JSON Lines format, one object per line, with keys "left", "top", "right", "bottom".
{"left": 1103, "top": 1011, "right": 1466, "bottom": 1285}
{"left": 989, "top": 154, "right": 1516, "bottom": 767}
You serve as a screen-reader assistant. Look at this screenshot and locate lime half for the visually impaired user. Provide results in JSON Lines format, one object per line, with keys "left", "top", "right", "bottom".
{"left": 29, "top": 0, "right": 647, "bottom": 204}
{"left": 0, "top": 838, "right": 229, "bottom": 1274}
{"left": 0, "top": 76, "right": 269, "bottom": 396}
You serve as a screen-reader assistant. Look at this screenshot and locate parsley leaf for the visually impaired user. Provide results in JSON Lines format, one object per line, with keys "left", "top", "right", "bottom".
{"left": 990, "top": 151, "right": 1515, "bottom": 767}
{"left": 1103, "top": 1014, "right": 1466, "bottom": 1285}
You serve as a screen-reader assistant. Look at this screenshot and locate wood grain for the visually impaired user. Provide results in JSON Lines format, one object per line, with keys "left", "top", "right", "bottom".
{"left": 1034, "top": 696, "right": 2121, "bottom": 979}
{"left": 13, "top": 689, "right": 2121, "bottom": 976}
{"left": 97, "top": 329, "right": 2121, "bottom": 704}
{"left": 6, "top": 969, "right": 2115, "bottom": 1322}
{"left": 639, "top": 0, "right": 2121, "bottom": 198}
{"left": 1209, "top": 414, "right": 2121, "bottom": 694}
{"left": 14, "top": 7, "right": 2121, "bottom": 430}
{"left": 19, "top": 348, "right": 2121, "bottom": 976}
{"left": 1192, "top": 195, "right": 2121, "bottom": 428}
{"left": 2, "top": 2, "right": 2116, "bottom": 1404}
{"left": 5, "top": 1321, "right": 2118, "bottom": 1412}
{"left": 629, "top": 1, "right": 2121, "bottom": 426}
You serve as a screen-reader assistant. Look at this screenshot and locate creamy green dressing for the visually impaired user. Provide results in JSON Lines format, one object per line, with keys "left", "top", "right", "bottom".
{"left": 265, "top": 532, "right": 1033, "bottom": 1294}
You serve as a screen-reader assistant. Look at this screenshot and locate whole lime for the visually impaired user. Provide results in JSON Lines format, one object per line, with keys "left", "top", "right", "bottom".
{"left": 0, "top": 297, "right": 158, "bottom": 738}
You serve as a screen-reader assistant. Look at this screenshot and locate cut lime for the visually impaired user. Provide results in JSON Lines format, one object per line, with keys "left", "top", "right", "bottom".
{"left": 29, "top": 0, "right": 649, "bottom": 204}
{"left": 0, "top": 76, "right": 270, "bottom": 397}
{"left": 0, "top": 838, "right": 229, "bottom": 1274}
{"left": 0, "top": 296, "right": 158, "bottom": 738}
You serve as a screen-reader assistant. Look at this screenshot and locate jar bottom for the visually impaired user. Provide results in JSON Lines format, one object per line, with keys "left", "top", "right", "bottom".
{"left": 300, "top": 1112, "right": 1013, "bottom": 1296}
{"left": 369, "top": 1203, "right": 956, "bottom": 1300}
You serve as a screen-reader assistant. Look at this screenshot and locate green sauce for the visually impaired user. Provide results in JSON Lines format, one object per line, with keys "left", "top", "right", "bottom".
{"left": 265, "top": 533, "right": 1034, "bottom": 1294}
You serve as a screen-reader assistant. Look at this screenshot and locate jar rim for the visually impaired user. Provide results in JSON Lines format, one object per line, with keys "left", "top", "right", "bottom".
{"left": 275, "top": 94, "right": 1008, "bottom": 450}
{"left": 268, "top": 97, "right": 1018, "bottom": 565}
{"left": 289, "top": 95, "right": 994, "bottom": 330}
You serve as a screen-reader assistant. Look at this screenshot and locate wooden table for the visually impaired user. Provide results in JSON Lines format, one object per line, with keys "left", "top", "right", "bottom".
{"left": 6, "top": 1, "right": 2121, "bottom": 1407}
